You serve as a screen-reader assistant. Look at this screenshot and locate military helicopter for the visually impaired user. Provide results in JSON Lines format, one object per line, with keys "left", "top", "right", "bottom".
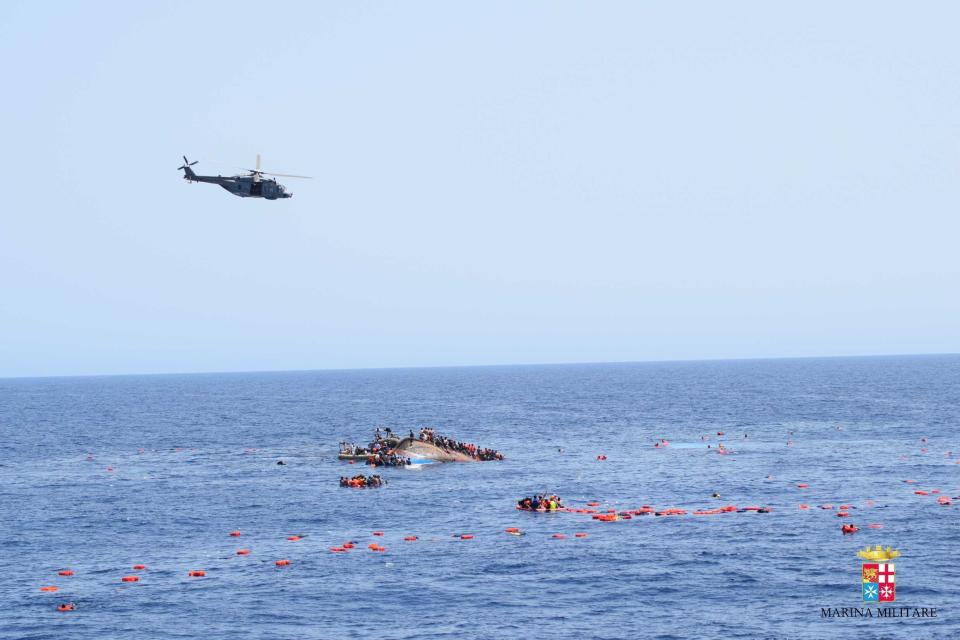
{"left": 178, "top": 154, "right": 310, "bottom": 199}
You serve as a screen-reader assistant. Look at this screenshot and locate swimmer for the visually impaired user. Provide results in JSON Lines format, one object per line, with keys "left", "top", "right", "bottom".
{"left": 277, "top": 460, "right": 286, "bottom": 465}
{"left": 711, "top": 492, "right": 721, "bottom": 498}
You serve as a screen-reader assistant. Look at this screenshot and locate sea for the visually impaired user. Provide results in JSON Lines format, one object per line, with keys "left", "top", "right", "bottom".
{"left": 1, "top": 355, "right": 958, "bottom": 639}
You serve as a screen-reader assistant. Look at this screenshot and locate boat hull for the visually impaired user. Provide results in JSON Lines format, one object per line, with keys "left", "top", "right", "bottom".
{"left": 393, "top": 437, "right": 475, "bottom": 462}
{"left": 337, "top": 453, "right": 373, "bottom": 462}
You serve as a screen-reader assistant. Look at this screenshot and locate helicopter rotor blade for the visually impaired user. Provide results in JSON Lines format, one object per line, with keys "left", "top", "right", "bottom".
{"left": 261, "top": 172, "right": 313, "bottom": 179}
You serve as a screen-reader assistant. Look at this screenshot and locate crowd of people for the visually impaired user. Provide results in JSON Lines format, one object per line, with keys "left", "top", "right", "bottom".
{"left": 373, "top": 426, "right": 402, "bottom": 444}
{"left": 339, "top": 427, "right": 403, "bottom": 457}
{"left": 369, "top": 452, "right": 411, "bottom": 467}
{"left": 340, "top": 475, "right": 384, "bottom": 488}
{"left": 338, "top": 425, "right": 503, "bottom": 497}
{"left": 339, "top": 441, "right": 372, "bottom": 456}
{"left": 418, "top": 427, "right": 504, "bottom": 461}
{"left": 339, "top": 441, "right": 412, "bottom": 467}
{"left": 517, "top": 494, "right": 563, "bottom": 511}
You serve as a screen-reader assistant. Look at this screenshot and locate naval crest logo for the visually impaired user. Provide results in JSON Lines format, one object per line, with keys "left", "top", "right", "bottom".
{"left": 821, "top": 544, "right": 936, "bottom": 618}
{"left": 858, "top": 545, "right": 900, "bottom": 602}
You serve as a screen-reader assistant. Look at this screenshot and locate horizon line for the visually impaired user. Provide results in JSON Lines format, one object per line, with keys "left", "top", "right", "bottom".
{"left": 2, "top": 351, "right": 957, "bottom": 382}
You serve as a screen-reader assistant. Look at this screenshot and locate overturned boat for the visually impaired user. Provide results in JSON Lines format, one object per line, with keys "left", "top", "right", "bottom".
{"left": 393, "top": 437, "right": 475, "bottom": 462}
{"left": 338, "top": 428, "right": 503, "bottom": 464}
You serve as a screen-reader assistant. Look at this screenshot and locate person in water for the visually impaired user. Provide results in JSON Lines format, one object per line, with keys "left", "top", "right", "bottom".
{"left": 367, "top": 451, "right": 410, "bottom": 467}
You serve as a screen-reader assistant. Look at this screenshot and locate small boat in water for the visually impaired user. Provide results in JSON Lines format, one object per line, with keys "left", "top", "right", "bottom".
{"left": 337, "top": 452, "right": 374, "bottom": 462}
{"left": 337, "top": 431, "right": 402, "bottom": 461}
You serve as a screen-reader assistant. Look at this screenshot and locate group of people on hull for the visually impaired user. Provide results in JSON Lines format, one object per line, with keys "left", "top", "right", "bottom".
{"left": 340, "top": 475, "right": 384, "bottom": 488}
{"left": 418, "top": 427, "right": 504, "bottom": 461}
{"left": 517, "top": 494, "right": 564, "bottom": 511}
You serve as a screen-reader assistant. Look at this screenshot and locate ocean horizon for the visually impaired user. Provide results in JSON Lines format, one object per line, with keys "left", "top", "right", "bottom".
{"left": 4, "top": 350, "right": 956, "bottom": 381}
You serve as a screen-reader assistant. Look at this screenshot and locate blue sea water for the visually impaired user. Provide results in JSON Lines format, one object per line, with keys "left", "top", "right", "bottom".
{"left": 1, "top": 355, "right": 958, "bottom": 639}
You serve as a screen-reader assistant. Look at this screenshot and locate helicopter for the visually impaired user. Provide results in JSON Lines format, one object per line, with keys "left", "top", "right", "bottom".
{"left": 178, "top": 154, "right": 310, "bottom": 199}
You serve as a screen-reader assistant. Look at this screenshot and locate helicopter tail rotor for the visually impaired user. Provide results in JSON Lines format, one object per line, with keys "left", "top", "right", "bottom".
{"left": 178, "top": 155, "right": 199, "bottom": 180}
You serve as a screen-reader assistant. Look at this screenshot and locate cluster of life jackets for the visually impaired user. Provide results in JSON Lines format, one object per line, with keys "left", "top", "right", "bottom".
{"left": 592, "top": 513, "right": 622, "bottom": 521}
{"left": 340, "top": 475, "right": 383, "bottom": 488}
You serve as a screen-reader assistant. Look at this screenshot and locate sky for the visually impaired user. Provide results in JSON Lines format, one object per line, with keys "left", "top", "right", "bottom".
{"left": 1, "top": 1, "right": 958, "bottom": 377}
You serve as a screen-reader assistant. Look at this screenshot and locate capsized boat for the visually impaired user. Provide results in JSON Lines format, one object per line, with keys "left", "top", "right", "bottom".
{"left": 393, "top": 437, "right": 476, "bottom": 462}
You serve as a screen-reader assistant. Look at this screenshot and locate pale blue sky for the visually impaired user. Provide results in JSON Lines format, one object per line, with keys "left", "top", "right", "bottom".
{"left": 1, "top": 1, "right": 958, "bottom": 377}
